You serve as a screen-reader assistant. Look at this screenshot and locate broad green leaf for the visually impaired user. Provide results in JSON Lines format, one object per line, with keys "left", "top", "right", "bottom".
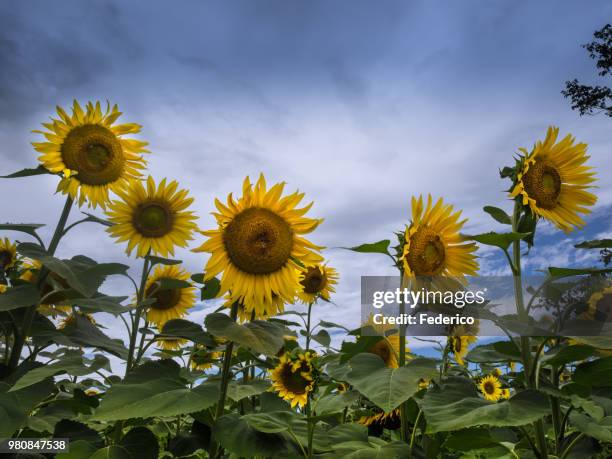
{"left": 444, "top": 428, "right": 512, "bottom": 452}
{"left": 0, "top": 284, "right": 40, "bottom": 311}
{"left": 311, "top": 329, "right": 331, "bottom": 347}
{"left": 570, "top": 412, "right": 612, "bottom": 442}
{"left": 89, "top": 446, "right": 131, "bottom": 459}
{"left": 53, "top": 419, "right": 103, "bottom": 449}
{"left": 154, "top": 277, "right": 192, "bottom": 291}
{"left": 420, "top": 377, "right": 549, "bottom": 433}
{"left": 205, "top": 313, "right": 285, "bottom": 355}
{"left": 0, "top": 378, "right": 55, "bottom": 437}
{"left": 342, "top": 353, "right": 438, "bottom": 412}
{"left": 213, "top": 413, "right": 299, "bottom": 457}
{"left": 463, "top": 232, "right": 530, "bottom": 251}
{"left": 483, "top": 206, "right": 512, "bottom": 225}
{"left": 158, "top": 319, "right": 214, "bottom": 346}
{"left": 201, "top": 277, "right": 221, "bottom": 300}
{"left": 574, "top": 357, "right": 612, "bottom": 387}
{"left": 65, "top": 294, "right": 128, "bottom": 315}
{"left": 227, "top": 380, "right": 270, "bottom": 402}
{"left": 466, "top": 341, "right": 521, "bottom": 363}
{"left": 118, "top": 427, "right": 159, "bottom": 459}
{"left": 548, "top": 266, "right": 612, "bottom": 277}
{"left": 0, "top": 223, "right": 45, "bottom": 241}
{"left": 344, "top": 240, "right": 391, "bottom": 255}
{"left": 540, "top": 344, "right": 595, "bottom": 367}
{"left": 145, "top": 255, "right": 182, "bottom": 266}
{"left": 61, "top": 314, "right": 128, "bottom": 359}
{"left": 11, "top": 354, "right": 110, "bottom": 391}
{"left": 570, "top": 336, "right": 612, "bottom": 350}
{"left": 314, "top": 390, "right": 360, "bottom": 416}
{"left": 318, "top": 320, "right": 350, "bottom": 331}
{"left": 56, "top": 440, "right": 98, "bottom": 459}
{"left": 575, "top": 239, "right": 612, "bottom": 249}
{"left": 1, "top": 165, "right": 51, "bottom": 178}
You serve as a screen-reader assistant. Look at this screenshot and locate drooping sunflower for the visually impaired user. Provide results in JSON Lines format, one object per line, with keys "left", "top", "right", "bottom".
{"left": 479, "top": 374, "right": 503, "bottom": 401}
{"left": 190, "top": 346, "right": 221, "bottom": 371}
{"left": 143, "top": 264, "right": 196, "bottom": 327}
{"left": 358, "top": 409, "right": 401, "bottom": 431}
{"left": 106, "top": 176, "right": 198, "bottom": 258}
{"left": 363, "top": 315, "right": 408, "bottom": 369}
{"left": 0, "top": 238, "right": 17, "bottom": 270}
{"left": 20, "top": 259, "right": 71, "bottom": 317}
{"left": 582, "top": 286, "right": 612, "bottom": 321}
{"left": 33, "top": 100, "right": 149, "bottom": 209}
{"left": 221, "top": 293, "right": 285, "bottom": 322}
{"left": 401, "top": 195, "right": 478, "bottom": 285}
{"left": 194, "top": 174, "right": 324, "bottom": 319}
{"left": 501, "top": 388, "right": 511, "bottom": 399}
{"left": 58, "top": 312, "right": 96, "bottom": 329}
{"left": 270, "top": 351, "right": 316, "bottom": 408}
{"left": 156, "top": 337, "right": 188, "bottom": 351}
{"left": 448, "top": 335, "right": 477, "bottom": 366}
{"left": 510, "top": 126, "right": 597, "bottom": 233}
{"left": 298, "top": 264, "right": 338, "bottom": 304}
{"left": 0, "top": 284, "right": 6, "bottom": 294}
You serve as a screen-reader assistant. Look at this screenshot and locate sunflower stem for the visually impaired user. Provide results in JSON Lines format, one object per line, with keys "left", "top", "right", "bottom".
{"left": 398, "top": 274, "right": 410, "bottom": 442}
{"left": 125, "top": 255, "right": 150, "bottom": 376}
{"left": 210, "top": 301, "right": 239, "bottom": 459}
{"left": 305, "top": 302, "right": 313, "bottom": 351}
{"left": 511, "top": 200, "right": 548, "bottom": 458}
{"left": 8, "top": 196, "right": 73, "bottom": 372}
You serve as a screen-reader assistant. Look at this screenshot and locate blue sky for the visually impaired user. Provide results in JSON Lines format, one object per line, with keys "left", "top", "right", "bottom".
{"left": 1, "top": 0, "right": 611, "bottom": 354}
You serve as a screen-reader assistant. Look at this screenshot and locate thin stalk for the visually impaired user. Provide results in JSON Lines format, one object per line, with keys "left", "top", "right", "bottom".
{"left": 306, "top": 400, "right": 314, "bottom": 459}
{"left": 511, "top": 201, "right": 548, "bottom": 458}
{"left": 409, "top": 409, "right": 422, "bottom": 458}
{"left": 210, "top": 301, "right": 239, "bottom": 459}
{"left": 398, "top": 275, "right": 409, "bottom": 442}
{"left": 8, "top": 196, "right": 73, "bottom": 371}
{"left": 305, "top": 302, "right": 313, "bottom": 351}
{"left": 125, "top": 256, "right": 150, "bottom": 375}
{"left": 560, "top": 433, "right": 585, "bottom": 459}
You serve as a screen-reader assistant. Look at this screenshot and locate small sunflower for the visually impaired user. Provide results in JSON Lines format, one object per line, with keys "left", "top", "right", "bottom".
{"left": 33, "top": 100, "right": 149, "bottom": 209}
{"left": 0, "top": 284, "right": 6, "bottom": 294}
{"left": 501, "top": 388, "right": 511, "bottom": 399}
{"left": 106, "top": 176, "right": 198, "bottom": 258}
{"left": 222, "top": 293, "right": 285, "bottom": 322}
{"left": 143, "top": 264, "right": 196, "bottom": 327}
{"left": 363, "top": 315, "right": 407, "bottom": 369}
{"left": 58, "top": 313, "right": 96, "bottom": 329}
{"left": 0, "top": 238, "right": 17, "bottom": 270}
{"left": 270, "top": 351, "right": 316, "bottom": 408}
{"left": 448, "top": 335, "right": 477, "bottom": 366}
{"left": 190, "top": 346, "right": 221, "bottom": 371}
{"left": 582, "top": 286, "right": 612, "bottom": 321}
{"left": 156, "top": 337, "right": 188, "bottom": 351}
{"left": 194, "top": 174, "right": 324, "bottom": 319}
{"left": 20, "top": 259, "right": 71, "bottom": 317}
{"left": 298, "top": 264, "right": 338, "bottom": 304}
{"left": 479, "top": 374, "right": 503, "bottom": 401}
{"left": 401, "top": 195, "right": 478, "bottom": 284}
{"left": 358, "top": 409, "right": 401, "bottom": 430}
{"left": 510, "top": 126, "right": 597, "bottom": 233}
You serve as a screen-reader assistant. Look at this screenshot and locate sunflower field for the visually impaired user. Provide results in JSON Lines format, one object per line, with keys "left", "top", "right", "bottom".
{"left": 1, "top": 100, "right": 612, "bottom": 459}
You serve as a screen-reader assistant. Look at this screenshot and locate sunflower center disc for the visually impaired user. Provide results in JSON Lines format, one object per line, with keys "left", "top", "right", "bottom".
{"left": 61, "top": 124, "right": 125, "bottom": 185}
{"left": 0, "top": 250, "right": 13, "bottom": 267}
{"left": 147, "top": 284, "right": 182, "bottom": 310}
{"left": 369, "top": 340, "right": 392, "bottom": 365}
{"left": 280, "top": 363, "right": 310, "bottom": 394}
{"left": 301, "top": 267, "right": 326, "bottom": 294}
{"left": 407, "top": 227, "right": 446, "bottom": 276}
{"left": 133, "top": 202, "right": 174, "bottom": 238}
{"left": 523, "top": 161, "right": 562, "bottom": 209}
{"left": 483, "top": 381, "right": 495, "bottom": 395}
{"left": 223, "top": 207, "right": 293, "bottom": 275}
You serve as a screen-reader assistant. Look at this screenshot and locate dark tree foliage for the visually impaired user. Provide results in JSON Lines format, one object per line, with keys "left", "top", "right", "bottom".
{"left": 563, "top": 24, "right": 612, "bottom": 117}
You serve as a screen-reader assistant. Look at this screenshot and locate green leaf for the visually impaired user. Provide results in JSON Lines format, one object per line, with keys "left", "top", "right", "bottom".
{"left": 463, "top": 232, "right": 530, "bottom": 251}
{"left": 145, "top": 255, "right": 182, "bottom": 266}
{"left": 314, "top": 390, "right": 360, "bottom": 416}
{"left": 311, "top": 329, "right": 331, "bottom": 347}
{"left": 570, "top": 336, "right": 612, "bottom": 350}
{"left": 575, "top": 239, "right": 612, "bottom": 249}
{"left": 0, "top": 223, "right": 45, "bottom": 241}
{"left": 483, "top": 206, "right": 512, "bottom": 225}
{"left": 344, "top": 240, "right": 391, "bottom": 255}
{"left": 1, "top": 165, "right": 51, "bottom": 178}
{"left": 540, "top": 345, "right": 595, "bottom": 367}
{"left": 205, "top": 313, "right": 285, "bottom": 355}
{"left": 318, "top": 320, "right": 350, "bottom": 331}
{"left": 53, "top": 419, "right": 103, "bottom": 449}
{"left": 342, "top": 353, "right": 438, "bottom": 412}
{"left": 420, "top": 377, "right": 549, "bottom": 433}
{"left": 79, "top": 212, "right": 113, "bottom": 228}
{"left": 201, "top": 277, "right": 221, "bottom": 300}
{"left": 92, "top": 367, "right": 218, "bottom": 421}
{"left": 574, "top": 357, "right": 612, "bottom": 387}
{"left": 0, "top": 377, "right": 55, "bottom": 437}
{"left": 117, "top": 427, "right": 159, "bottom": 459}
{"left": 226, "top": 380, "right": 270, "bottom": 402}
{"left": 89, "top": 446, "right": 131, "bottom": 459}
{"left": 548, "top": 267, "right": 612, "bottom": 277}
{"left": 570, "top": 412, "right": 612, "bottom": 442}
{"left": 154, "top": 277, "right": 192, "bottom": 291}
{"left": 466, "top": 341, "right": 522, "bottom": 363}
{"left": 65, "top": 294, "right": 128, "bottom": 316}
{"left": 444, "top": 428, "right": 516, "bottom": 455}
{"left": 56, "top": 440, "right": 98, "bottom": 459}
{"left": 0, "top": 284, "right": 40, "bottom": 311}
{"left": 213, "top": 413, "right": 299, "bottom": 457}
{"left": 61, "top": 314, "right": 128, "bottom": 359}
{"left": 11, "top": 353, "right": 109, "bottom": 391}
{"left": 158, "top": 319, "right": 214, "bottom": 346}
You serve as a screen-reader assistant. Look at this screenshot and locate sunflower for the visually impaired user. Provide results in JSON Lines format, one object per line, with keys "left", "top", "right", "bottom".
{"left": 33, "top": 100, "right": 149, "bottom": 209}
{"left": 194, "top": 174, "right": 323, "bottom": 319}
{"left": 222, "top": 293, "right": 285, "bottom": 322}
{"left": 479, "top": 374, "right": 503, "bottom": 401}
{"left": 0, "top": 238, "right": 17, "bottom": 270}
{"left": 20, "top": 259, "right": 71, "bottom": 317}
{"left": 510, "top": 126, "right": 597, "bottom": 233}
{"left": 58, "top": 312, "right": 96, "bottom": 329}
{"left": 582, "top": 286, "right": 612, "bottom": 321}
{"left": 156, "top": 337, "right": 188, "bottom": 351}
{"left": 501, "top": 388, "right": 511, "bottom": 399}
{"left": 0, "top": 284, "right": 6, "bottom": 294}
{"left": 448, "top": 335, "right": 477, "bottom": 366}
{"left": 298, "top": 264, "right": 338, "bottom": 304}
{"left": 401, "top": 195, "right": 478, "bottom": 285}
{"left": 190, "top": 346, "right": 221, "bottom": 371}
{"left": 358, "top": 409, "right": 401, "bottom": 430}
{"left": 363, "top": 315, "right": 407, "bottom": 369}
{"left": 143, "top": 264, "right": 196, "bottom": 327}
{"left": 106, "top": 176, "right": 198, "bottom": 258}
{"left": 270, "top": 351, "right": 316, "bottom": 408}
